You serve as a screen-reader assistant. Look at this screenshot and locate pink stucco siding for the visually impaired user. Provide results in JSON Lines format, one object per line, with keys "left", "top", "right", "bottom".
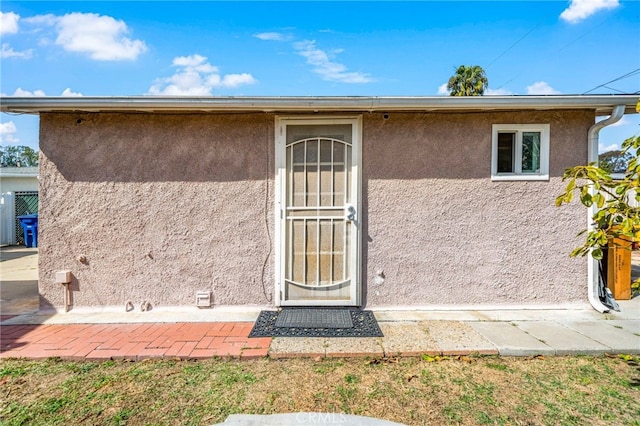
{"left": 361, "top": 111, "right": 590, "bottom": 307}
{"left": 37, "top": 110, "right": 591, "bottom": 311}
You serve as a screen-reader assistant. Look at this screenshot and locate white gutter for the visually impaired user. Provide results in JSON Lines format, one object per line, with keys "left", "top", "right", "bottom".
{"left": 0, "top": 95, "right": 638, "bottom": 115}
{"left": 587, "top": 104, "right": 626, "bottom": 313}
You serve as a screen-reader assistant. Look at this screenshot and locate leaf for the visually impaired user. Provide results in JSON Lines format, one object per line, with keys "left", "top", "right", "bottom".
{"left": 565, "top": 192, "right": 574, "bottom": 203}
{"left": 405, "top": 374, "right": 418, "bottom": 382}
{"left": 580, "top": 192, "right": 593, "bottom": 207}
{"left": 570, "top": 247, "right": 585, "bottom": 258}
{"left": 592, "top": 248, "right": 603, "bottom": 260}
{"left": 421, "top": 354, "right": 436, "bottom": 362}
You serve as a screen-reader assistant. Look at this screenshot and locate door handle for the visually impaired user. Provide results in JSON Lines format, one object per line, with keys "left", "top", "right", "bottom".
{"left": 346, "top": 205, "right": 356, "bottom": 221}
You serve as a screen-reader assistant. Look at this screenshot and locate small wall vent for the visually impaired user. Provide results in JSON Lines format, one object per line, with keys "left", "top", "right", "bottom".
{"left": 196, "top": 291, "right": 211, "bottom": 308}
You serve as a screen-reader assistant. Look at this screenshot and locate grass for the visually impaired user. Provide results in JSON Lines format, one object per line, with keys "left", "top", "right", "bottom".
{"left": 1, "top": 355, "right": 639, "bottom": 425}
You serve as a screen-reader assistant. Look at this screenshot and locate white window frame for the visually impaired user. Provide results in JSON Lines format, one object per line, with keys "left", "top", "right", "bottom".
{"left": 491, "top": 124, "right": 550, "bottom": 181}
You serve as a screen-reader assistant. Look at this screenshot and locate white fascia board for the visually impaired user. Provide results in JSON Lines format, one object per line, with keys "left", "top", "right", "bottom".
{"left": 0, "top": 173, "right": 39, "bottom": 178}
{"left": 0, "top": 95, "right": 638, "bottom": 115}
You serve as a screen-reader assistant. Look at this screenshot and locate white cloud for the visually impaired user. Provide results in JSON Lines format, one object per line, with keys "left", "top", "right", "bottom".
{"left": 560, "top": 0, "right": 619, "bottom": 24}
{"left": 207, "top": 73, "right": 257, "bottom": 88}
{"left": 3, "top": 88, "right": 83, "bottom": 97}
{"left": 10, "top": 88, "right": 46, "bottom": 97}
{"left": 57, "top": 13, "right": 146, "bottom": 60}
{"left": 0, "top": 11, "right": 20, "bottom": 35}
{"left": 437, "top": 83, "right": 449, "bottom": 96}
{"left": 0, "top": 121, "right": 19, "bottom": 144}
{"left": 148, "top": 54, "right": 257, "bottom": 95}
{"left": 23, "top": 13, "right": 57, "bottom": 26}
{"left": 293, "top": 40, "right": 373, "bottom": 84}
{"left": 173, "top": 54, "right": 218, "bottom": 73}
{"left": 526, "top": 81, "right": 561, "bottom": 95}
{"left": 485, "top": 87, "right": 514, "bottom": 95}
{"left": 61, "top": 88, "right": 83, "bottom": 97}
{"left": 26, "top": 12, "right": 147, "bottom": 60}
{"left": 254, "top": 32, "right": 290, "bottom": 41}
{"left": 1, "top": 43, "right": 33, "bottom": 59}
{"left": 599, "top": 143, "right": 620, "bottom": 153}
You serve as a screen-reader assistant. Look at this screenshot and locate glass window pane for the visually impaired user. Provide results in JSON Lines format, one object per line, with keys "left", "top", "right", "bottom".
{"left": 497, "top": 132, "right": 515, "bottom": 173}
{"left": 319, "top": 140, "right": 333, "bottom": 206}
{"left": 521, "top": 132, "right": 541, "bottom": 173}
{"left": 306, "top": 140, "right": 318, "bottom": 207}
{"left": 290, "top": 144, "right": 306, "bottom": 207}
{"left": 319, "top": 219, "right": 332, "bottom": 285}
{"left": 290, "top": 219, "right": 304, "bottom": 283}
{"left": 286, "top": 124, "right": 352, "bottom": 145}
{"left": 306, "top": 219, "right": 318, "bottom": 285}
{"left": 333, "top": 142, "right": 345, "bottom": 206}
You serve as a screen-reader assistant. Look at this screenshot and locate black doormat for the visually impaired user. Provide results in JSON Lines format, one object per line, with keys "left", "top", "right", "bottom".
{"left": 275, "top": 308, "right": 353, "bottom": 328}
{"left": 249, "top": 309, "right": 383, "bottom": 338}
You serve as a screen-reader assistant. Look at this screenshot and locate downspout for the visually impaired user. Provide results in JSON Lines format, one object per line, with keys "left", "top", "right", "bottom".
{"left": 587, "top": 104, "right": 626, "bottom": 312}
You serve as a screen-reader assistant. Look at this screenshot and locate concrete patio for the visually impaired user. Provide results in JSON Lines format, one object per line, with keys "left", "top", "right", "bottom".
{"left": 1, "top": 300, "right": 638, "bottom": 360}
{"left": 1, "top": 246, "right": 639, "bottom": 360}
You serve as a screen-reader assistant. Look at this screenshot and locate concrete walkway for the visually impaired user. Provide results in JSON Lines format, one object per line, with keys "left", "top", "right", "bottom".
{"left": 1, "top": 300, "right": 638, "bottom": 360}
{"left": 0, "top": 246, "right": 38, "bottom": 316}
{"left": 1, "top": 246, "right": 639, "bottom": 360}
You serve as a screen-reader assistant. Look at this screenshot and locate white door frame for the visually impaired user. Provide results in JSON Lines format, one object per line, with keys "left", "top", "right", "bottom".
{"left": 274, "top": 115, "right": 362, "bottom": 306}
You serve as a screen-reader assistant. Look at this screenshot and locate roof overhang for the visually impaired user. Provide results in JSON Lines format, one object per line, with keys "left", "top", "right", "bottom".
{"left": 0, "top": 172, "right": 39, "bottom": 178}
{"left": 0, "top": 95, "right": 637, "bottom": 116}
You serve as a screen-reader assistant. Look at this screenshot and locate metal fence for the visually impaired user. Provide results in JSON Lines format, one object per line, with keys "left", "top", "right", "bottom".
{"left": 14, "top": 191, "right": 38, "bottom": 245}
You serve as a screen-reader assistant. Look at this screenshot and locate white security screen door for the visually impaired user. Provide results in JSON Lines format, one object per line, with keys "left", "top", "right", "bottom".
{"left": 275, "top": 117, "right": 361, "bottom": 306}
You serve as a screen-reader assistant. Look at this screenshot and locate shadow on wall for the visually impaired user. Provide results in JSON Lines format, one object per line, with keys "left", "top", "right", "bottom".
{"left": 362, "top": 111, "right": 592, "bottom": 181}
{"left": 33, "top": 110, "right": 595, "bottom": 308}
{"left": 40, "top": 113, "right": 274, "bottom": 183}
{"left": 40, "top": 111, "right": 593, "bottom": 184}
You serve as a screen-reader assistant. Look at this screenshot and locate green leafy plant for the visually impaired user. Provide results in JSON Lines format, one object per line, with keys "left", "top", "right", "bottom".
{"left": 446, "top": 65, "right": 488, "bottom": 96}
{"left": 556, "top": 134, "right": 640, "bottom": 296}
{"left": 0, "top": 145, "right": 39, "bottom": 167}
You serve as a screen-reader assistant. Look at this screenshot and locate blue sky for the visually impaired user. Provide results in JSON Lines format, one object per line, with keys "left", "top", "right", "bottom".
{"left": 1, "top": 0, "right": 639, "bottom": 152}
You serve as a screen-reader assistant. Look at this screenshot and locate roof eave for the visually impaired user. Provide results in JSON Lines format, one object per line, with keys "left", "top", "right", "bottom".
{"left": 1, "top": 95, "right": 637, "bottom": 115}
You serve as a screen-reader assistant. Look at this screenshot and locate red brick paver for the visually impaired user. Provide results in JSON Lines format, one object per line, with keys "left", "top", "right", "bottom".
{"left": 0, "top": 322, "right": 270, "bottom": 361}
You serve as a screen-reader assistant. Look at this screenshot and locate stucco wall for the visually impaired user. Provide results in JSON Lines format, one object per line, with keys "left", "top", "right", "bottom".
{"left": 38, "top": 110, "right": 591, "bottom": 311}
{"left": 362, "top": 111, "right": 591, "bottom": 307}
{"left": 38, "top": 113, "right": 275, "bottom": 310}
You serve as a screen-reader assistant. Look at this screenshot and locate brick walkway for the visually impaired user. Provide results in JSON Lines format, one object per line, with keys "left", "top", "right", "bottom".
{"left": 0, "top": 322, "right": 270, "bottom": 361}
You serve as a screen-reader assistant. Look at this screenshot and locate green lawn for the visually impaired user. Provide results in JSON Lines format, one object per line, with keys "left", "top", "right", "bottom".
{"left": 1, "top": 354, "right": 639, "bottom": 425}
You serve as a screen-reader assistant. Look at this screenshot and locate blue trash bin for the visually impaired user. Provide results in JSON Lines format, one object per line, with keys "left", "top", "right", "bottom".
{"left": 17, "top": 214, "right": 38, "bottom": 248}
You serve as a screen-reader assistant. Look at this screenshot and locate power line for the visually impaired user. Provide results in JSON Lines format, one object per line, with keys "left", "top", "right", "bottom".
{"left": 486, "top": 26, "right": 537, "bottom": 69}
{"left": 583, "top": 68, "right": 640, "bottom": 94}
{"left": 490, "top": 16, "right": 620, "bottom": 93}
{"left": 557, "top": 16, "right": 612, "bottom": 54}
{"left": 601, "top": 86, "right": 628, "bottom": 94}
